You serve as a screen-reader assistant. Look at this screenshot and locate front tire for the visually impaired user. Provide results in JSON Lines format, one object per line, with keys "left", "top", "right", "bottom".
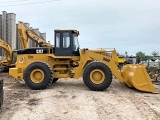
{"left": 24, "top": 61, "right": 53, "bottom": 90}
{"left": 83, "top": 61, "right": 112, "bottom": 91}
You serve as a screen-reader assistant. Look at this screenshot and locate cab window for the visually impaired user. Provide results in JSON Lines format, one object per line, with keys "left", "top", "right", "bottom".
{"left": 63, "top": 32, "right": 70, "bottom": 48}
{"left": 73, "top": 34, "right": 79, "bottom": 51}
{"left": 56, "top": 33, "right": 60, "bottom": 48}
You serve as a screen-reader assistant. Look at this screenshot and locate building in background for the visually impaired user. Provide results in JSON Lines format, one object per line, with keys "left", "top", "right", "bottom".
{"left": 40, "top": 33, "right": 46, "bottom": 41}
{"left": 0, "top": 11, "right": 46, "bottom": 55}
{"left": 7, "top": 13, "right": 16, "bottom": 50}
{"left": 0, "top": 15, "right": 2, "bottom": 38}
{"left": 0, "top": 11, "right": 16, "bottom": 56}
{"left": 0, "top": 14, "right": 2, "bottom": 56}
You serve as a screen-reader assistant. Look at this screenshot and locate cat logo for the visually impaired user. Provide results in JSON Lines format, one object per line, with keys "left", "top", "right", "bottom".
{"left": 36, "top": 49, "right": 43, "bottom": 53}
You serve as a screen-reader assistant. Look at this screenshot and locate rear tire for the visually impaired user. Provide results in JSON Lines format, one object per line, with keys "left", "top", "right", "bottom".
{"left": 0, "top": 91, "right": 3, "bottom": 108}
{"left": 83, "top": 61, "right": 112, "bottom": 91}
{"left": 0, "top": 80, "right": 3, "bottom": 108}
{"left": 24, "top": 61, "right": 53, "bottom": 90}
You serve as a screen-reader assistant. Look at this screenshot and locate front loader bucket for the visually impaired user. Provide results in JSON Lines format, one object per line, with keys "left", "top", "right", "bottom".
{"left": 121, "top": 64, "right": 156, "bottom": 93}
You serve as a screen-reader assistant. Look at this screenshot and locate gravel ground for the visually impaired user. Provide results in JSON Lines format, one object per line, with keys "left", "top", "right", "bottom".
{"left": 0, "top": 73, "right": 160, "bottom": 120}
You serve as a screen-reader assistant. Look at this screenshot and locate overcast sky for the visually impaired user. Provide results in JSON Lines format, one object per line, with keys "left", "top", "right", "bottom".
{"left": 0, "top": 0, "right": 160, "bottom": 55}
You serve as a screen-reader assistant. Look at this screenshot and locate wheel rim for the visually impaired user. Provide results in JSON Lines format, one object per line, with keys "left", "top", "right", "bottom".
{"left": 90, "top": 69, "right": 105, "bottom": 84}
{"left": 30, "top": 69, "right": 44, "bottom": 83}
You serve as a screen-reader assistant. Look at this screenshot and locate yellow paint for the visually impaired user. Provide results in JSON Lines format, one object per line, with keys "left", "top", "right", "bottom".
{"left": 90, "top": 69, "right": 105, "bottom": 84}
{"left": 30, "top": 69, "right": 44, "bottom": 83}
{"left": 121, "top": 64, "right": 156, "bottom": 93}
{"left": 117, "top": 57, "right": 126, "bottom": 64}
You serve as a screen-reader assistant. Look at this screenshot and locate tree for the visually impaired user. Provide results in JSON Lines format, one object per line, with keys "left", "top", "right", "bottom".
{"left": 136, "top": 51, "right": 145, "bottom": 61}
{"left": 151, "top": 51, "right": 159, "bottom": 56}
{"left": 145, "top": 55, "right": 152, "bottom": 60}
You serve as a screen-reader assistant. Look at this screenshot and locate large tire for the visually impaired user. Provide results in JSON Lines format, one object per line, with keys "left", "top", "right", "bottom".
{"left": 83, "top": 61, "right": 112, "bottom": 91}
{"left": 24, "top": 61, "right": 53, "bottom": 90}
{"left": 0, "top": 79, "right": 3, "bottom": 108}
{"left": 0, "top": 91, "right": 3, "bottom": 108}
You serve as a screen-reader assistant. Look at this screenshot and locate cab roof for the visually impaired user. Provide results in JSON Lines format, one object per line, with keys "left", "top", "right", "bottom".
{"left": 54, "top": 29, "right": 79, "bottom": 35}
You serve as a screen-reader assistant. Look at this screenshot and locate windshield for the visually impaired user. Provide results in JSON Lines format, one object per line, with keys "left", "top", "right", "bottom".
{"left": 73, "top": 34, "right": 80, "bottom": 51}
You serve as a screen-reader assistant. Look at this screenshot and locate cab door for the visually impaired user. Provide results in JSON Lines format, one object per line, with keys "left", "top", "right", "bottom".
{"left": 54, "top": 31, "right": 73, "bottom": 56}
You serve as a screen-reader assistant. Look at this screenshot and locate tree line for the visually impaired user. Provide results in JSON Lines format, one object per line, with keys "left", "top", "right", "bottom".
{"left": 117, "top": 51, "right": 159, "bottom": 61}
{"left": 136, "top": 51, "right": 159, "bottom": 61}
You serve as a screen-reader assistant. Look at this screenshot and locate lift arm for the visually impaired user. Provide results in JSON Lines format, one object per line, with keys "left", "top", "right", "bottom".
{"left": 18, "top": 21, "right": 51, "bottom": 49}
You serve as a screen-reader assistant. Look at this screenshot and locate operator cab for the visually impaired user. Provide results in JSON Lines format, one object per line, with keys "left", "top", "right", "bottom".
{"left": 54, "top": 30, "right": 80, "bottom": 56}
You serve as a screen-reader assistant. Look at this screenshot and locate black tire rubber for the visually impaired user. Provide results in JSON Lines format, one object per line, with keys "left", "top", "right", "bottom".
{"left": 0, "top": 91, "right": 3, "bottom": 108}
{"left": 24, "top": 61, "right": 53, "bottom": 90}
{"left": 52, "top": 78, "right": 59, "bottom": 83}
{"left": 83, "top": 61, "right": 112, "bottom": 91}
{"left": 2, "top": 67, "right": 9, "bottom": 72}
{"left": 0, "top": 80, "right": 3, "bottom": 108}
{"left": 0, "top": 80, "right": 3, "bottom": 91}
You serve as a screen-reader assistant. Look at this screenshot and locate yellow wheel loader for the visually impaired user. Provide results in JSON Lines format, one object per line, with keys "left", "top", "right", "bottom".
{"left": 9, "top": 29, "right": 156, "bottom": 93}
{"left": 0, "top": 39, "right": 17, "bottom": 71}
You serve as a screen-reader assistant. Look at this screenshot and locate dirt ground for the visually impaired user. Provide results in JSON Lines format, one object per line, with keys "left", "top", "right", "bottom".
{"left": 0, "top": 73, "right": 160, "bottom": 120}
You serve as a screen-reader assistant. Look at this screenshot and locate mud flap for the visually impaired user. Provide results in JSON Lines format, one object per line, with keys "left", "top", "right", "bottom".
{"left": 0, "top": 79, "right": 3, "bottom": 108}
{"left": 121, "top": 64, "right": 156, "bottom": 93}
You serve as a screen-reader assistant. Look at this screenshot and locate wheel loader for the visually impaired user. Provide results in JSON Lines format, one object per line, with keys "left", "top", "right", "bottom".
{"left": 9, "top": 29, "right": 156, "bottom": 93}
